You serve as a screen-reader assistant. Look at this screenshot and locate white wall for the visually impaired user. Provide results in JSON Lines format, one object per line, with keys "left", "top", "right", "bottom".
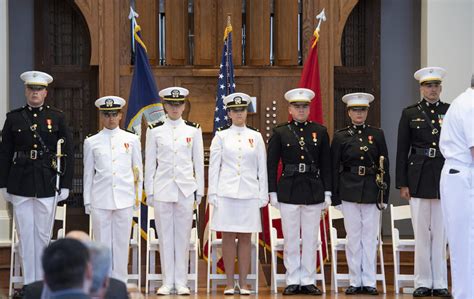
{"left": 421, "top": 0, "right": 474, "bottom": 103}
{"left": 0, "top": 0, "right": 11, "bottom": 244}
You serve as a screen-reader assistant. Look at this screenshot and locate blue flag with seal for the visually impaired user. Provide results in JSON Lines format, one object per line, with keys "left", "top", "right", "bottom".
{"left": 125, "top": 7, "right": 164, "bottom": 134}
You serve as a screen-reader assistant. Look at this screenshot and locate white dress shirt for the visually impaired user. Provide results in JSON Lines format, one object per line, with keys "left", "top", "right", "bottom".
{"left": 145, "top": 117, "right": 204, "bottom": 202}
{"left": 208, "top": 124, "right": 268, "bottom": 201}
{"left": 83, "top": 127, "right": 143, "bottom": 209}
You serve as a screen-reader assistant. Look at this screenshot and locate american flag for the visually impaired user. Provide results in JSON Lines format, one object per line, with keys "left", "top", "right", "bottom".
{"left": 203, "top": 22, "right": 235, "bottom": 273}
{"left": 213, "top": 23, "right": 235, "bottom": 132}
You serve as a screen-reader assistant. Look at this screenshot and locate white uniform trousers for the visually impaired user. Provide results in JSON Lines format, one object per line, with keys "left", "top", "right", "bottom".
{"left": 154, "top": 192, "right": 194, "bottom": 288}
{"left": 341, "top": 201, "right": 380, "bottom": 288}
{"left": 11, "top": 195, "right": 55, "bottom": 284}
{"left": 410, "top": 197, "right": 448, "bottom": 289}
{"left": 279, "top": 202, "right": 323, "bottom": 286}
{"left": 91, "top": 206, "right": 133, "bottom": 283}
{"left": 441, "top": 161, "right": 474, "bottom": 299}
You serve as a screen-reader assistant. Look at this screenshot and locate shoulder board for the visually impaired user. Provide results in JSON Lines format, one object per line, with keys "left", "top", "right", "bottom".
{"left": 125, "top": 128, "right": 135, "bottom": 134}
{"left": 85, "top": 133, "right": 93, "bottom": 139}
{"left": 217, "top": 124, "right": 231, "bottom": 131}
{"left": 8, "top": 106, "right": 25, "bottom": 114}
{"left": 247, "top": 125, "right": 259, "bottom": 132}
{"left": 46, "top": 105, "right": 63, "bottom": 113}
{"left": 184, "top": 120, "right": 201, "bottom": 128}
{"left": 336, "top": 126, "right": 351, "bottom": 133}
{"left": 148, "top": 121, "right": 164, "bottom": 129}
{"left": 367, "top": 125, "right": 382, "bottom": 131}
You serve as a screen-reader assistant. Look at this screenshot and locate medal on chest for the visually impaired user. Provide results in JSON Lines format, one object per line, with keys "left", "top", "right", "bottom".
{"left": 46, "top": 119, "right": 53, "bottom": 132}
{"left": 368, "top": 135, "right": 373, "bottom": 144}
{"left": 186, "top": 137, "right": 192, "bottom": 147}
{"left": 312, "top": 132, "right": 318, "bottom": 145}
{"left": 248, "top": 138, "right": 254, "bottom": 148}
{"left": 438, "top": 114, "right": 444, "bottom": 126}
{"left": 124, "top": 143, "right": 130, "bottom": 153}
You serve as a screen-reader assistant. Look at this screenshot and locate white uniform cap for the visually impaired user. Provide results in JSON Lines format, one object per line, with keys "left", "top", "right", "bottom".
{"left": 95, "top": 96, "right": 126, "bottom": 111}
{"left": 284, "top": 88, "right": 315, "bottom": 103}
{"left": 159, "top": 87, "right": 189, "bottom": 101}
{"left": 20, "top": 71, "right": 53, "bottom": 87}
{"left": 342, "top": 92, "right": 374, "bottom": 107}
{"left": 223, "top": 92, "right": 251, "bottom": 108}
{"left": 414, "top": 67, "right": 446, "bottom": 84}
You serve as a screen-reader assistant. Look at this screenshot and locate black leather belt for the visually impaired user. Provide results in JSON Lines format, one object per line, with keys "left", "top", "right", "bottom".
{"left": 14, "top": 150, "right": 45, "bottom": 160}
{"left": 284, "top": 163, "right": 319, "bottom": 174}
{"left": 343, "top": 166, "right": 376, "bottom": 176}
{"left": 411, "top": 147, "right": 442, "bottom": 158}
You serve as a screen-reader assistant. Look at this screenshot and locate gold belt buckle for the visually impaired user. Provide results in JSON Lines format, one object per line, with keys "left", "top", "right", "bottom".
{"left": 298, "top": 163, "right": 306, "bottom": 173}
{"left": 30, "top": 150, "right": 37, "bottom": 160}
{"left": 358, "top": 166, "right": 366, "bottom": 176}
{"left": 428, "top": 148, "right": 436, "bottom": 158}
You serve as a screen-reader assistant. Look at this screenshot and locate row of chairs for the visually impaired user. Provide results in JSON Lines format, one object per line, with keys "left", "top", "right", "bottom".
{"left": 8, "top": 204, "right": 415, "bottom": 296}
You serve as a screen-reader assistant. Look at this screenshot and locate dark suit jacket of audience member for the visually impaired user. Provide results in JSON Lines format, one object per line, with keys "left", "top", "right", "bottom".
{"left": 24, "top": 278, "right": 129, "bottom": 299}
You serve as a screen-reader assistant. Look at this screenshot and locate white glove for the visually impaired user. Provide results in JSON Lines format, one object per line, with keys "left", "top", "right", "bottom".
{"left": 323, "top": 191, "right": 332, "bottom": 209}
{"left": 59, "top": 188, "right": 69, "bottom": 201}
{"left": 146, "top": 195, "right": 154, "bottom": 207}
{"left": 84, "top": 204, "right": 91, "bottom": 215}
{"left": 208, "top": 194, "right": 218, "bottom": 208}
{"left": 195, "top": 195, "right": 202, "bottom": 205}
{"left": 269, "top": 192, "right": 279, "bottom": 209}
{"left": 1, "top": 188, "right": 11, "bottom": 202}
{"left": 259, "top": 197, "right": 268, "bottom": 208}
{"left": 380, "top": 203, "right": 387, "bottom": 210}
{"left": 335, "top": 204, "right": 342, "bottom": 211}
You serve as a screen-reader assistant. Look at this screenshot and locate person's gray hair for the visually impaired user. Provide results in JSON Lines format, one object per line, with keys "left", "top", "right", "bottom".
{"left": 85, "top": 241, "right": 111, "bottom": 294}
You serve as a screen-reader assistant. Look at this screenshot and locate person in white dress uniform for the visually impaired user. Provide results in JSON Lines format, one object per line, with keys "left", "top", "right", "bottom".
{"left": 83, "top": 96, "right": 143, "bottom": 283}
{"left": 145, "top": 87, "right": 204, "bottom": 296}
{"left": 439, "top": 77, "right": 474, "bottom": 299}
{"left": 208, "top": 92, "right": 268, "bottom": 295}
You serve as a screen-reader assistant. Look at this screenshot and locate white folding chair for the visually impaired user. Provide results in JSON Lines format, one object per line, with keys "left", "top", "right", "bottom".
{"left": 145, "top": 206, "right": 199, "bottom": 294}
{"left": 206, "top": 204, "right": 259, "bottom": 294}
{"left": 127, "top": 208, "right": 141, "bottom": 287}
{"left": 390, "top": 204, "right": 415, "bottom": 294}
{"left": 329, "top": 206, "right": 386, "bottom": 293}
{"left": 9, "top": 204, "right": 67, "bottom": 297}
{"left": 267, "top": 204, "right": 326, "bottom": 294}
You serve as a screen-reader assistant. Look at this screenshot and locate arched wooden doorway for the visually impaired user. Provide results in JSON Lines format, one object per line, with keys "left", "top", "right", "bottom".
{"left": 35, "top": 0, "right": 98, "bottom": 210}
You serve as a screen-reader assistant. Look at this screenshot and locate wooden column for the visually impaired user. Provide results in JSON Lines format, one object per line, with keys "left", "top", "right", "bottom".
{"left": 194, "top": 0, "right": 217, "bottom": 66}
{"left": 274, "top": 0, "right": 298, "bottom": 66}
{"left": 246, "top": 0, "right": 270, "bottom": 66}
{"left": 136, "top": 0, "right": 158, "bottom": 65}
{"left": 165, "top": 0, "right": 188, "bottom": 65}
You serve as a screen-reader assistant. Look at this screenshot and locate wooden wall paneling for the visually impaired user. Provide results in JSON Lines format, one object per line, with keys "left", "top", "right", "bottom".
{"left": 274, "top": 0, "right": 298, "bottom": 66}
{"left": 245, "top": 0, "right": 270, "bottom": 66}
{"left": 135, "top": 0, "right": 158, "bottom": 65}
{"left": 98, "top": 0, "right": 120, "bottom": 96}
{"left": 165, "top": 0, "right": 188, "bottom": 65}
{"left": 301, "top": 0, "right": 315, "bottom": 63}
{"left": 75, "top": 0, "right": 99, "bottom": 65}
{"left": 194, "top": 0, "right": 217, "bottom": 66}
{"left": 334, "top": 0, "right": 359, "bottom": 66}
{"left": 217, "top": 0, "right": 242, "bottom": 66}
{"left": 118, "top": 0, "right": 131, "bottom": 66}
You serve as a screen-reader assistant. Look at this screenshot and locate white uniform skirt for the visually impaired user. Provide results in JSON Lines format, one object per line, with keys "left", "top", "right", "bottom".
{"left": 210, "top": 196, "right": 262, "bottom": 233}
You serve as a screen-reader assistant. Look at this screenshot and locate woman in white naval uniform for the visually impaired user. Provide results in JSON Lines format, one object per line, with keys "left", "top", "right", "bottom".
{"left": 83, "top": 96, "right": 143, "bottom": 283}
{"left": 208, "top": 92, "right": 268, "bottom": 295}
{"left": 145, "top": 87, "right": 204, "bottom": 296}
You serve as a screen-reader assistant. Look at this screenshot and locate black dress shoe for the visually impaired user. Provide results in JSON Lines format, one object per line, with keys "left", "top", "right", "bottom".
{"left": 283, "top": 284, "right": 300, "bottom": 295}
{"left": 300, "top": 284, "right": 322, "bottom": 295}
{"left": 432, "top": 289, "right": 452, "bottom": 297}
{"left": 363, "top": 286, "right": 379, "bottom": 295}
{"left": 345, "top": 286, "right": 362, "bottom": 295}
{"left": 413, "top": 287, "right": 432, "bottom": 297}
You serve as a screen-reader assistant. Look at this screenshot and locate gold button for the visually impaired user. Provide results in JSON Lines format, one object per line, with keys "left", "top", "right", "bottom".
{"left": 417, "top": 126, "right": 420, "bottom": 129}
{"left": 300, "top": 147, "right": 304, "bottom": 150}
{"left": 237, "top": 172, "right": 240, "bottom": 175}
{"left": 174, "top": 138, "right": 177, "bottom": 141}
{"left": 359, "top": 138, "right": 363, "bottom": 142}
{"left": 112, "top": 146, "right": 115, "bottom": 149}
{"left": 237, "top": 132, "right": 241, "bottom": 136}
{"left": 431, "top": 110, "right": 435, "bottom": 113}
{"left": 238, "top": 156, "right": 242, "bottom": 159}
{"left": 33, "top": 134, "right": 37, "bottom": 138}
{"left": 237, "top": 163, "right": 240, "bottom": 167}
{"left": 432, "top": 120, "right": 435, "bottom": 124}
{"left": 300, "top": 137, "right": 304, "bottom": 140}
{"left": 286, "top": 144, "right": 290, "bottom": 147}
{"left": 18, "top": 129, "right": 21, "bottom": 132}
{"left": 174, "top": 150, "right": 177, "bottom": 154}
{"left": 301, "top": 155, "right": 305, "bottom": 159}
{"left": 300, "top": 128, "right": 303, "bottom": 132}
{"left": 238, "top": 139, "right": 241, "bottom": 142}
{"left": 113, "top": 184, "right": 116, "bottom": 188}
{"left": 33, "top": 113, "right": 37, "bottom": 117}
{"left": 358, "top": 130, "right": 362, "bottom": 134}
{"left": 432, "top": 142, "right": 437, "bottom": 146}
{"left": 113, "top": 172, "right": 116, "bottom": 175}
{"left": 33, "top": 144, "right": 38, "bottom": 148}
{"left": 360, "top": 156, "right": 364, "bottom": 160}
{"left": 239, "top": 148, "right": 242, "bottom": 150}
{"left": 113, "top": 159, "right": 116, "bottom": 162}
